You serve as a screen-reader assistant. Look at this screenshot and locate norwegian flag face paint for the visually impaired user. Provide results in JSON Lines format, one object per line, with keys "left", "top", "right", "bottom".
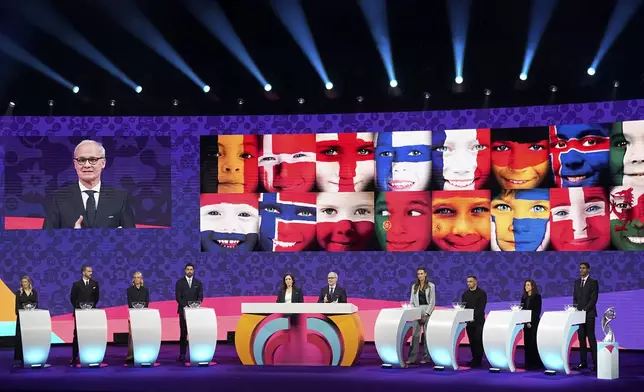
{"left": 374, "top": 191, "right": 432, "bottom": 251}
{"left": 609, "top": 186, "right": 644, "bottom": 250}
{"left": 259, "top": 135, "right": 316, "bottom": 192}
{"left": 200, "top": 194, "right": 259, "bottom": 252}
{"left": 491, "top": 127, "right": 550, "bottom": 189}
{"left": 316, "top": 192, "right": 375, "bottom": 251}
{"left": 549, "top": 187, "right": 610, "bottom": 251}
{"left": 375, "top": 131, "right": 432, "bottom": 191}
{"left": 432, "top": 190, "right": 491, "bottom": 251}
{"left": 610, "top": 120, "right": 644, "bottom": 187}
{"left": 258, "top": 192, "right": 317, "bottom": 252}
{"left": 431, "top": 129, "right": 491, "bottom": 190}
{"left": 217, "top": 135, "right": 259, "bottom": 193}
{"left": 491, "top": 189, "right": 550, "bottom": 251}
{"left": 549, "top": 124, "right": 610, "bottom": 188}
{"left": 316, "top": 133, "right": 375, "bottom": 192}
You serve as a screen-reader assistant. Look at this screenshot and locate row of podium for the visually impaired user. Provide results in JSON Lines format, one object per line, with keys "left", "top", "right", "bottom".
{"left": 17, "top": 304, "right": 618, "bottom": 379}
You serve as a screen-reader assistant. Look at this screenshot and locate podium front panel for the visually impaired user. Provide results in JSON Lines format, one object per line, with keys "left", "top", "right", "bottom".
{"left": 18, "top": 309, "right": 52, "bottom": 367}
{"left": 75, "top": 309, "right": 108, "bottom": 366}
{"left": 426, "top": 308, "right": 473, "bottom": 370}
{"left": 537, "top": 310, "right": 586, "bottom": 374}
{"left": 129, "top": 308, "right": 162, "bottom": 366}
{"left": 374, "top": 308, "right": 422, "bottom": 367}
{"left": 482, "top": 310, "right": 531, "bottom": 372}
{"left": 184, "top": 307, "right": 217, "bottom": 365}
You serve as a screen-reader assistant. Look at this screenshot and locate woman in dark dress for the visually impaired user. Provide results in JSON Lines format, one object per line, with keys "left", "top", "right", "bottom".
{"left": 126, "top": 271, "right": 150, "bottom": 363}
{"left": 521, "top": 279, "right": 543, "bottom": 370}
{"left": 14, "top": 276, "right": 38, "bottom": 364}
{"left": 276, "top": 274, "right": 304, "bottom": 303}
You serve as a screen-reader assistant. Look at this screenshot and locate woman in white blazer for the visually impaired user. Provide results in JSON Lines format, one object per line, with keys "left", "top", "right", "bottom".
{"left": 407, "top": 267, "right": 435, "bottom": 364}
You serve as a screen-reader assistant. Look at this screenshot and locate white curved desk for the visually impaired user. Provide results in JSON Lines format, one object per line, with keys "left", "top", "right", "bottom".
{"left": 374, "top": 307, "right": 422, "bottom": 367}
{"left": 426, "top": 308, "right": 473, "bottom": 370}
{"left": 184, "top": 307, "right": 217, "bottom": 366}
{"left": 483, "top": 310, "right": 531, "bottom": 372}
{"left": 75, "top": 309, "right": 108, "bottom": 367}
{"left": 537, "top": 310, "right": 586, "bottom": 374}
{"left": 129, "top": 308, "right": 162, "bottom": 366}
{"left": 18, "top": 309, "right": 51, "bottom": 368}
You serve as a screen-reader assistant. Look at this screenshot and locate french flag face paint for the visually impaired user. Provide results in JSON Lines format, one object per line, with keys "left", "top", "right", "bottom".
{"left": 258, "top": 192, "right": 317, "bottom": 252}
{"left": 431, "top": 129, "right": 490, "bottom": 190}
{"left": 316, "top": 192, "right": 375, "bottom": 251}
{"left": 316, "top": 133, "right": 375, "bottom": 192}
{"left": 375, "top": 131, "right": 432, "bottom": 191}
{"left": 200, "top": 193, "right": 259, "bottom": 252}
{"left": 259, "top": 134, "right": 316, "bottom": 192}
{"left": 490, "top": 189, "right": 550, "bottom": 251}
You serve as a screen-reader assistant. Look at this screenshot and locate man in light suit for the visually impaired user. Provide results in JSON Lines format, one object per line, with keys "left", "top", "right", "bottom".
{"left": 573, "top": 261, "right": 599, "bottom": 371}
{"left": 317, "top": 271, "right": 347, "bottom": 303}
{"left": 175, "top": 263, "right": 203, "bottom": 362}
{"left": 69, "top": 265, "right": 100, "bottom": 366}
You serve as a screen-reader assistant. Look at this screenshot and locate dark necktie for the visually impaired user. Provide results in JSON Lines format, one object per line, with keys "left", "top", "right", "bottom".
{"left": 84, "top": 190, "right": 97, "bottom": 228}
{"left": 330, "top": 287, "right": 334, "bottom": 297}
{"left": 581, "top": 279, "right": 585, "bottom": 288}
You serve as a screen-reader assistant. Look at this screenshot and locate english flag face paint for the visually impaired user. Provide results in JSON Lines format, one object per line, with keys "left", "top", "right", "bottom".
{"left": 316, "top": 133, "right": 375, "bottom": 192}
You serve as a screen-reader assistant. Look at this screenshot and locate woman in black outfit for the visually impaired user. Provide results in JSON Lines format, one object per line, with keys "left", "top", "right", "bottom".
{"left": 276, "top": 274, "right": 304, "bottom": 303}
{"left": 521, "top": 279, "right": 543, "bottom": 370}
{"left": 15, "top": 276, "right": 38, "bottom": 364}
{"left": 125, "top": 271, "right": 150, "bottom": 363}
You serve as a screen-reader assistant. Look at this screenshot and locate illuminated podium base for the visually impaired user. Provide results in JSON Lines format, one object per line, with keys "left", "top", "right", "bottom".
{"left": 597, "top": 342, "right": 619, "bottom": 380}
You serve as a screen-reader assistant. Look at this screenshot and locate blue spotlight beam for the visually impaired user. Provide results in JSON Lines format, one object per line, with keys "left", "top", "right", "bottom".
{"left": 0, "top": 32, "right": 75, "bottom": 91}
{"left": 590, "top": 0, "right": 643, "bottom": 72}
{"left": 14, "top": 0, "right": 138, "bottom": 91}
{"left": 186, "top": 0, "right": 268, "bottom": 88}
{"left": 271, "top": 0, "right": 331, "bottom": 87}
{"left": 358, "top": 0, "right": 396, "bottom": 84}
{"left": 446, "top": 0, "right": 472, "bottom": 82}
{"left": 99, "top": 0, "right": 207, "bottom": 90}
{"left": 520, "top": 0, "right": 558, "bottom": 79}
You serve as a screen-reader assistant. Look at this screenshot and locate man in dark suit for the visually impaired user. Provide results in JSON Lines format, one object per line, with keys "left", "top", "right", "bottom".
{"left": 69, "top": 265, "right": 100, "bottom": 366}
{"left": 175, "top": 263, "right": 204, "bottom": 362}
{"left": 317, "top": 271, "right": 347, "bottom": 303}
{"left": 573, "top": 261, "right": 599, "bottom": 371}
{"left": 42, "top": 140, "right": 135, "bottom": 229}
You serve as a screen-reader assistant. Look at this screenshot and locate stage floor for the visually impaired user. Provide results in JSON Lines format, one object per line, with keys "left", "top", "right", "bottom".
{"left": 1, "top": 344, "right": 643, "bottom": 392}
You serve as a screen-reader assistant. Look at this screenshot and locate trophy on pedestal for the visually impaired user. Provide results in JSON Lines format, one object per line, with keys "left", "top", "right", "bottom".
{"left": 597, "top": 307, "right": 619, "bottom": 380}
{"left": 601, "top": 307, "right": 616, "bottom": 343}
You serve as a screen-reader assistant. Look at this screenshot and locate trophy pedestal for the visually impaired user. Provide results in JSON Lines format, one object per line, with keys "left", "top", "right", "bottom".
{"left": 597, "top": 342, "right": 619, "bottom": 380}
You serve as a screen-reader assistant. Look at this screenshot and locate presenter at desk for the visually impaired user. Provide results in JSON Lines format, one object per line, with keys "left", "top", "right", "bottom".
{"left": 276, "top": 274, "right": 304, "bottom": 303}
{"left": 126, "top": 272, "right": 150, "bottom": 363}
{"left": 573, "top": 262, "right": 598, "bottom": 371}
{"left": 69, "top": 265, "right": 99, "bottom": 366}
{"left": 175, "top": 263, "right": 203, "bottom": 362}
{"left": 462, "top": 275, "right": 487, "bottom": 368}
{"left": 520, "top": 279, "right": 543, "bottom": 370}
{"left": 14, "top": 276, "right": 38, "bottom": 366}
{"left": 407, "top": 267, "right": 435, "bottom": 365}
{"left": 317, "top": 271, "right": 347, "bottom": 303}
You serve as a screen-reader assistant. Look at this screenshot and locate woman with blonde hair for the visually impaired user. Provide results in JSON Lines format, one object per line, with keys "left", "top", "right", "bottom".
{"left": 125, "top": 271, "right": 150, "bottom": 363}
{"left": 407, "top": 267, "right": 435, "bottom": 365}
{"left": 14, "top": 276, "right": 38, "bottom": 365}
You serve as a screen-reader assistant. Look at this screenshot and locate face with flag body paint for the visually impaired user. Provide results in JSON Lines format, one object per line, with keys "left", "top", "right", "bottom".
{"left": 432, "top": 190, "right": 491, "bottom": 251}
{"left": 431, "top": 129, "right": 491, "bottom": 190}
{"left": 374, "top": 192, "right": 432, "bottom": 251}
{"left": 200, "top": 193, "right": 259, "bottom": 252}
{"left": 609, "top": 186, "right": 644, "bottom": 250}
{"left": 258, "top": 193, "right": 317, "bottom": 252}
{"left": 491, "top": 127, "right": 550, "bottom": 189}
{"left": 217, "top": 135, "right": 259, "bottom": 193}
{"left": 549, "top": 124, "right": 610, "bottom": 188}
{"left": 316, "top": 133, "right": 375, "bottom": 192}
{"left": 491, "top": 189, "right": 550, "bottom": 251}
{"left": 259, "top": 134, "right": 316, "bottom": 192}
{"left": 375, "top": 131, "right": 432, "bottom": 191}
{"left": 316, "top": 192, "right": 375, "bottom": 251}
{"left": 610, "top": 120, "right": 644, "bottom": 187}
{"left": 549, "top": 187, "right": 610, "bottom": 251}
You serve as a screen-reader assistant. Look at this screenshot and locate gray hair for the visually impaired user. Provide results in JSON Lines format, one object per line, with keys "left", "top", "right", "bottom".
{"left": 74, "top": 140, "right": 106, "bottom": 159}
{"left": 328, "top": 271, "right": 338, "bottom": 279}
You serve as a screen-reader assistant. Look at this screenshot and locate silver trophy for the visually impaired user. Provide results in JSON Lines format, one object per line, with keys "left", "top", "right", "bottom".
{"left": 601, "top": 307, "right": 616, "bottom": 343}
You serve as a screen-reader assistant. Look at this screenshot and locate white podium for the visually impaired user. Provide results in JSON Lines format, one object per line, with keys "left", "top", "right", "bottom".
{"left": 483, "top": 310, "right": 531, "bottom": 372}
{"left": 426, "top": 308, "right": 473, "bottom": 370}
{"left": 18, "top": 309, "right": 52, "bottom": 368}
{"left": 597, "top": 342, "right": 619, "bottom": 380}
{"left": 129, "top": 308, "right": 162, "bottom": 367}
{"left": 184, "top": 307, "right": 217, "bottom": 366}
{"left": 374, "top": 307, "right": 422, "bottom": 368}
{"left": 537, "top": 310, "right": 586, "bottom": 374}
{"left": 75, "top": 309, "right": 108, "bottom": 367}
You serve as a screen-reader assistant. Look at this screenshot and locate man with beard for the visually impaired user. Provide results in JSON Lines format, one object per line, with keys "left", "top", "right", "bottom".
{"left": 431, "top": 129, "right": 491, "bottom": 190}
{"left": 375, "top": 131, "right": 432, "bottom": 191}
{"left": 258, "top": 192, "right": 317, "bottom": 252}
{"left": 200, "top": 193, "right": 259, "bottom": 252}
{"left": 175, "top": 263, "right": 203, "bottom": 362}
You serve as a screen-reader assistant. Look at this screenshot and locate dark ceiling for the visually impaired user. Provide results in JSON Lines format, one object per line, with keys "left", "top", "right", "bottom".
{"left": 0, "top": 0, "right": 642, "bottom": 116}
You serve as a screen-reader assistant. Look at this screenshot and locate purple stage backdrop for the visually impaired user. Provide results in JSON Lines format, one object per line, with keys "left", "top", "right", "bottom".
{"left": 1, "top": 101, "right": 644, "bottom": 347}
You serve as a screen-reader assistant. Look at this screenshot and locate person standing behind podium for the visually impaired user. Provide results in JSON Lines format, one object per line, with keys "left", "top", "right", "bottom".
{"left": 461, "top": 275, "right": 486, "bottom": 368}
{"left": 126, "top": 272, "right": 150, "bottom": 363}
{"left": 175, "top": 263, "right": 203, "bottom": 362}
{"left": 573, "top": 262, "right": 598, "bottom": 371}
{"left": 14, "top": 276, "right": 38, "bottom": 365}
{"left": 69, "top": 265, "right": 99, "bottom": 366}
{"left": 276, "top": 274, "right": 304, "bottom": 303}
{"left": 407, "top": 267, "right": 435, "bottom": 365}
{"left": 520, "top": 279, "right": 543, "bottom": 370}
{"left": 317, "top": 271, "right": 347, "bottom": 303}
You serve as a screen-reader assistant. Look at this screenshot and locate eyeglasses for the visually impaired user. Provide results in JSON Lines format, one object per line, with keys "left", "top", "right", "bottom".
{"left": 74, "top": 157, "right": 104, "bottom": 165}
{"left": 327, "top": 276, "right": 337, "bottom": 280}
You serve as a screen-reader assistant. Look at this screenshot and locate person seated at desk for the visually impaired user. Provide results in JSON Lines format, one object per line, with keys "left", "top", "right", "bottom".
{"left": 317, "top": 271, "right": 347, "bottom": 303}
{"left": 276, "top": 273, "right": 304, "bottom": 303}
{"left": 126, "top": 271, "right": 150, "bottom": 363}
{"left": 14, "top": 276, "right": 38, "bottom": 366}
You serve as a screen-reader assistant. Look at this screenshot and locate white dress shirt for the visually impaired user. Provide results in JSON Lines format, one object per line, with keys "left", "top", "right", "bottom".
{"left": 79, "top": 181, "right": 101, "bottom": 210}
{"left": 284, "top": 291, "right": 292, "bottom": 303}
{"left": 329, "top": 285, "right": 336, "bottom": 295}
{"left": 83, "top": 278, "right": 89, "bottom": 286}
{"left": 186, "top": 276, "right": 193, "bottom": 288}
{"left": 581, "top": 276, "right": 589, "bottom": 288}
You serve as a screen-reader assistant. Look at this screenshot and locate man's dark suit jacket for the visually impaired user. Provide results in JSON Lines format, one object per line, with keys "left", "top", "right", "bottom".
{"left": 43, "top": 184, "right": 135, "bottom": 229}
{"left": 573, "top": 277, "right": 599, "bottom": 318}
{"left": 175, "top": 277, "right": 204, "bottom": 314}
{"left": 276, "top": 287, "right": 304, "bottom": 303}
{"left": 70, "top": 279, "right": 100, "bottom": 310}
{"left": 317, "top": 286, "right": 347, "bottom": 303}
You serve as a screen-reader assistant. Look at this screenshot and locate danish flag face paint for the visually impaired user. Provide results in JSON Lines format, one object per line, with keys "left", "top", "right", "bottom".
{"left": 259, "top": 134, "right": 316, "bottom": 192}
{"left": 316, "top": 133, "right": 375, "bottom": 192}
{"left": 375, "top": 131, "right": 432, "bottom": 191}
{"left": 258, "top": 192, "right": 317, "bottom": 252}
{"left": 609, "top": 186, "right": 644, "bottom": 250}
{"left": 316, "top": 192, "right": 375, "bottom": 251}
{"left": 200, "top": 193, "right": 259, "bottom": 252}
{"left": 431, "top": 129, "right": 490, "bottom": 190}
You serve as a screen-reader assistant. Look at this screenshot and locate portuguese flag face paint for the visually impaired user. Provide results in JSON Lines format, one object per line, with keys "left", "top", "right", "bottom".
{"left": 374, "top": 191, "right": 432, "bottom": 251}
